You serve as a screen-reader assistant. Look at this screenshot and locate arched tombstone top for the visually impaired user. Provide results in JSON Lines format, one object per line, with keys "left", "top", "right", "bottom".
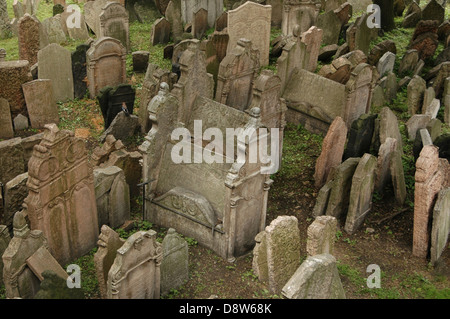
{"left": 99, "top": 1, "right": 129, "bottom": 22}
{"left": 346, "top": 63, "right": 374, "bottom": 92}
{"left": 87, "top": 37, "right": 127, "bottom": 61}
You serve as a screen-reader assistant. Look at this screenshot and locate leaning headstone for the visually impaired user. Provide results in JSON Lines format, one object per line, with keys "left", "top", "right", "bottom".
{"left": 343, "top": 114, "right": 377, "bottom": 160}
{"left": 215, "top": 11, "right": 227, "bottom": 31}
{"left": 430, "top": 188, "right": 450, "bottom": 265}
{"left": 18, "top": 14, "right": 40, "bottom": 66}
{"left": 406, "top": 114, "right": 431, "bottom": 141}
{"left": 402, "top": 1, "right": 421, "bottom": 28}
{"left": 377, "top": 52, "right": 396, "bottom": 77}
{"left": 413, "top": 128, "right": 433, "bottom": 162}
{"left": 0, "top": 98, "right": 14, "bottom": 139}
{"left": 226, "top": 1, "right": 272, "bottom": 66}
{"left": 3, "top": 172, "right": 28, "bottom": 231}
{"left": 0, "top": 0, "right": 12, "bottom": 39}
{"left": 160, "top": 228, "right": 189, "bottom": 296}
{"left": 379, "top": 107, "right": 403, "bottom": 155}
{"left": 98, "top": 83, "right": 136, "bottom": 130}
{"left": 413, "top": 145, "right": 447, "bottom": 258}
{"left": 42, "top": 15, "right": 66, "bottom": 44}
{"left": 312, "top": 180, "right": 333, "bottom": 218}
{"left": 191, "top": 7, "right": 207, "bottom": 39}
{"left": 86, "top": 37, "right": 127, "bottom": 99}
{"left": 422, "top": 86, "right": 435, "bottom": 114}
{"left": 61, "top": 9, "right": 90, "bottom": 41}
{"left": 94, "top": 225, "right": 125, "bottom": 299}
{"left": 37, "top": 43, "right": 74, "bottom": 102}
{"left": 316, "top": 9, "right": 342, "bottom": 46}
{"left": 424, "top": 98, "right": 440, "bottom": 119}
{"left": 306, "top": 216, "right": 337, "bottom": 256}
{"left": 0, "top": 225, "right": 11, "bottom": 286}
{"left": 384, "top": 72, "right": 398, "bottom": 103}
{"left": 409, "top": 20, "right": 439, "bottom": 61}
{"left": 22, "top": 79, "right": 59, "bottom": 128}
{"left": 422, "top": 0, "right": 445, "bottom": 24}
{"left": 99, "top": 2, "right": 130, "bottom": 52}
{"left": 281, "top": 254, "right": 346, "bottom": 299}
{"left": 165, "top": 0, "right": 184, "bottom": 44}
{"left": 325, "top": 157, "right": 360, "bottom": 219}
{"left": 390, "top": 149, "right": 407, "bottom": 205}
{"left": 100, "top": 111, "right": 140, "bottom": 143}
{"left": 24, "top": 124, "right": 99, "bottom": 266}
{"left": 399, "top": 49, "right": 419, "bottom": 77}
{"left": 2, "top": 211, "right": 47, "bottom": 299}
{"left": 346, "top": 13, "right": 378, "bottom": 55}
{"left": 151, "top": 17, "right": 170, "bottom": 45}
{"left": 181, "top": 0, "right": 223, "bottom": 28}
{"left": 0, "top": 137, "right": 25, "bottom": 185}
{"left": 107, "top": 230, "right": 162, "bottom": 299}
{"left": 344, "top": 153, "right": 377, "bottom": 235}
{"left": 375, "top": 137, "right": 397, "bottom": 194}
{"left": 0, "top": 60, "right": 32, "bottom": 119}
{"left": 314, "top": 116, "right": 348, "bottom": 188}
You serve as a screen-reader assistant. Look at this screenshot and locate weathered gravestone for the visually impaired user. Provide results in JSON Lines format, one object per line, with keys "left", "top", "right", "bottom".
{"left": 22, "top": 79, "right": 59, "bottom": 128}
{"left": 281, "top": 254, "right": 346, "bottom": 299}
{"left": 60, "top": 7, "right": 90, "bottom": 41}
{"left": 378, "top": 107, "right": 403, "bottom": 155}
{"left": 315, "top": 8, "right": 341, "bottom": 46}
{"left": 94, "top": 225, "right": 125, "bottom": 299}
{"left": 422, "top": 0, "right": 445, "bottom": 24}
{"left": 430, "top": 188, "right": 450, "bottom": 265}
{"left": 402, "top": 1, "right": 422, "bottom": 28}
{"left": 86, "top": 37, "right": 127, "bottom": 98}
{"left": 0, "top": 98, "right": 14, "bottom": 139}
{"left": 344, "top": 153, "right": 377, "bottom": 235}
{"left": 281, "top": 0, "right": 319, "bottom": 37}
{"left": 71, "top": 43, "right": 90, "bottom": 99}
{"left": 38, "top": 43, "right": 74, "bottom": 102}
{"left": 94, "top": 166, "right": 130, "bottom": 230}
{"left": 377, "top": 52, "right": 396, "bottom": 77}
{"left": 151, "top": 17, "right": 170, "bottom": 45}
{"left": 204, "top": 30, "right": 229, "bottom": 89}
{"left": 181, "top": 0, "right": 223, "bottom": 28}
{"left": 18, "top": 14, "right": 40, "bottom": 66}
{"left": 215, "top": 39, "right": 259, "bottom": 111}
{"left": 42, "top": 15, "right": 66, "bottom": 44}
{"left": 191, "top": 7, "right": 207, "bottom": 39}
{"left": 97, "top": 83, "right": 136, "bottom": 130}
{"left": 165, "top": 0, "right": 184, "bottom": 44}
{"left": 3, "top": 172, "right": 28, "bottom": 232}
{"left": 406, "top": 114, "right": 431, "bottom": 141}
{"left": 99, "top": 1, "right": 130, "bottom": 52}
{"left": 307, "top": 216, "right": 337, "bottom": 256}
{"left": 346, "top": 13, "right": 378, "bottom": 55}
{"left": 132, "top": 50, "right": 149, "bottom": 73}
{"left": 343, "top": 114, "right": 376, "bottom": 160}
{"left": 252, "top": 216, "right": 301, "bottom": 294}
{"left": 0, "top": 138, "right": 25, "bottom": 185}
{"left": 99, "top": 111, "right": 140, "bottom": 144}
{"left": 413, "top": 145, "right": 447, "bottom": 258}
{"left": 215, "top": 11, "right": 227, "bottom": 31}
{"left": 314, "top": 116, "right": 347, "bottom": 188}
{"left": 24, "top": 124, "right": 99, "bottom": 266}
{"left": 407, "top": 75, "right": 427, "bottom": 115}
{"left": 399, "top": 49, "right": 419, "bottom": 77}
{"left": 409, "top": 20, "right": 439, "bottom": 61}
{"left": 375, "top": 137, "right": 397, "bottom": 194}
{"left": 160, "top": 228, "right": 189, "bottom": 296}
{"left": 0, "top": 60, "right": 32, "bottom": 119}
{"left": 390, "top": 149, "right": 407, "bottom": 205}
{"left": 312, "top": 179, "right": 333, "bottom": 218}
{"left": 107, "top": 230, "right": 162, "bottom": 299}
{"left": 226, "top": 1, "right": 271, "bottom": 66}
{"left": 0, "top": 0, "right": 11, "bottom": 39}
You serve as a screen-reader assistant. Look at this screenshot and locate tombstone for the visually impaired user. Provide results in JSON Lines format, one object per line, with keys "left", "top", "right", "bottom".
{"left": 343, "top": 114, "right": 376, "bottom": 160}
{"left": 282, "top": 0, "right": 319, "bottom": 37}
{"left": 98, "top": 84, "right": 136, "bottom": 132}
{"left": 413, "top": 145, "right": 447, "bottom": 258}
{"left": 375, "top": 137, "right": 397, "bottom": 194}
{"left": 316, "top": 9, "right": 342, "bottom": 46}
{"left": 84, "top": 0, "right": 108, "bottom": 36}
{"left": 204, "top": 30, "right": 229, "bottom": 88}
{"left": 409, "top": 20, "right": 439, "bottom": 61}
{"left": 307, "top": 216, "right": 337, "bottom": 256}
{"left": 165, "top": 0, "right": 184, "bottom": 44}
{"left": 60, "top": 8, "right": 90, "bottom": 41}
{"left": 155, "top": 0, "right": 171, "bottom": 15}
{"left": 22, "top": 79, "right": 59, "bottom": 128}
{"left": 281, "top": 254, "right": 346, "bottom": 299}
{"left": 430, "top": 188, "right": 450, "bottom": 265}
{"left": 71, "top": 43, "right": 90, "bottom": 99}
{"left": 399, "top": 49, "right": 419, "bottom": 77}
{"left": 138, "top": 64, "right": 175, "bottom": 133}
{"left": 253, "top": 216, "right": 301, "bottom": 294}
{"left": 0, "top": 138, "right": 25, "bottom": 185}
{"left": 94, "top": 166, "right": 130, "bottom": 229}
{"left": 107, "top": 230, "right": 162, "bottom": 299}
{"left": 0, "top": 0, "right": 11, "bottom": 39}
{"left": 368, "top": 40, "right": 397, "bottom": 67}
{"left": 160, "top": 228, "right": 189, "bottom": 296}
{"left": 0, "top": 98, "right": 14, "bottom": 139}
{"left": 384, "top": 72, "right": 398, "bottom": 103}
{"left": 181, "top": 0, "right": 223, "bottom": 28}
{"left": 23, "top": 124, "right": 99, "bottom": 266}
{"left": 3, "top": 172, "right": 28, "bottom": 231}
{"left": 422, "top": 0, "right": 445, "bottom": 24}
{"left": 406, "top": 114, "right": 431, "bottom": 141}
{"left": 346, "top": 13, "right": 378, "bottom": 55}
{"left": 191, "top": 7, "right": 207, "bottom": 39}
{"left": 318, "top": 57, "right": 352, "bottom": 84}
{"left": 314, "top": 116, "right": 348, "bottom": 188}
{"left": 424, "top": 98, "right": 440, "bottom": 119}
{"left": 42, "top": 15, "right": 66, "bottom": 44}
{"left": 215, "top": 39, "right": 259, "bottom": 111}
{"left": 430, "top": 62, "right": 450, "bottom": 98}
{"left": 151, "top": 17, "right": 171, "bottom": 45}
{"left": 226, "top": 1, "right": 272, "bottom": 66}
{"left": 379, "top": 107, "right": 403, "bottom": 155}
{"left": 99, "top": 2, "right": 130, "bottom": 52}
{"left": 312, "top": 179, "right": 333, "bottom": 217}
{"left": 18, "top": 14, "right": 40, "bottom": 66}
{"left": 422, "top": 86, "right": 435, "bottom": 113}
{"left": 407, "top": 75, "right": 426, "bottom": 115}
{"left": 344, "top": 153, "right": 377, "bottom": 235}
{"left": 377, "top": 52, "right": 396, "bottom": 77}
{"left": 215, "top": 11, "right": 227, "bottom": 31}
{"left": 402, "top": 1, "right": 422, "bottom": 28}
{"left": 100, "top": 111, "right": 140, "bottom": 143}
{"left": 86, "top": 37, "right": 127, "bottom": 98}
{"left": 390, "top": 149, "right": 407, "bottom": 205}
{"left": 94, "top": 225, "right": 125, "bottom": 299}
{"left": 325, "top": 157, "right": 360, "bottom": 219}
{"left": 413, "top": 128, "right": 433, "bottom": 162}
{"left": 37, "top": 43, "right": 73, "bottom": 102}
{"left": 2, "top": 211, "right": 47, "bottom": 299}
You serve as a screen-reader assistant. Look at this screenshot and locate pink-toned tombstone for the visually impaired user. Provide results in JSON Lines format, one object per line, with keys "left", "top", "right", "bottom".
{"left": 413, "top": 145, "right": 447, "bottom": 258}
{"left": 24, "top": 124, "right": 99, "bottom": 266}
{"left": 86, "top": 37, "right": 127, "bottom": 98}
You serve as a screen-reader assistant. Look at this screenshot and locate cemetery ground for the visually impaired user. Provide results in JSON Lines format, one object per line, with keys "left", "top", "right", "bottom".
{"left": 0, "top": 2, "right": 450, "bottom": 299}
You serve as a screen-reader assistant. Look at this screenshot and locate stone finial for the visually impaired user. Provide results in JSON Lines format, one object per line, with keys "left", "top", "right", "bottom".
{"left": 13, "top": 211, "right": 29, "bottom": 238}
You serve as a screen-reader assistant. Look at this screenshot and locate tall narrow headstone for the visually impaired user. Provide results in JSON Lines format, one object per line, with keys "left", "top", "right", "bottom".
{"left": 306, "top": 216, "right": 337, "bottom": 256}
{"left": 0, "top": 98, "right": 14, "bottom": 138}
{"left": 18, "top": 14, "right": 40, "bottom": 66}
{"left": 22, "top": 79, "right": 59, "bottom": 128}
{"left": 99, "top": 2, "right": 130, "bottom": 52}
